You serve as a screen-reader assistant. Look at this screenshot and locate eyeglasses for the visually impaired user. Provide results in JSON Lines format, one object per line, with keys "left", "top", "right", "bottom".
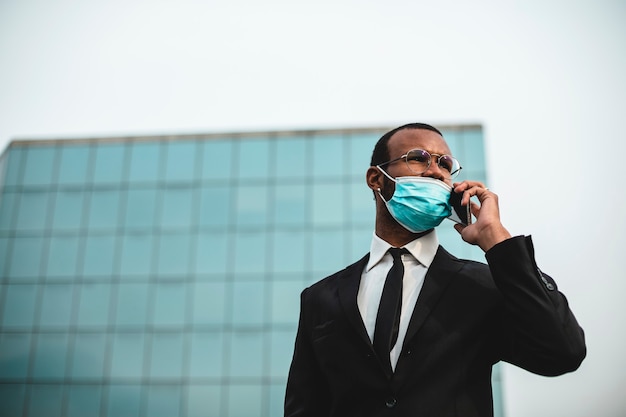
{"left": 377, "top": 149, "right": 462, "bottom": 179}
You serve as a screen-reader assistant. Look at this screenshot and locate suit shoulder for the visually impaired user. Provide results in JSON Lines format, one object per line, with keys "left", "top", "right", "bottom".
{"left": 304, "top": 254, "right": 369, "bottom": 294}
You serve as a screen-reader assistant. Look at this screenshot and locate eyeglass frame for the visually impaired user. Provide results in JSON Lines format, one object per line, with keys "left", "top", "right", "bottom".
{"left": 376, "top": 148, "right": 463, "bottom": 179}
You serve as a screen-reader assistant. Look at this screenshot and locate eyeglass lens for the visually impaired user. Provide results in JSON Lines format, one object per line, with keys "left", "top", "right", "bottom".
{"left": 405, "top": 149, "right": 460, "bottom": 178}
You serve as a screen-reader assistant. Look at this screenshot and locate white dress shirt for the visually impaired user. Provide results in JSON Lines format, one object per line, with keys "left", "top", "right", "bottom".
{"left": 357, "top": 231, "right": 439, "bottom": 371}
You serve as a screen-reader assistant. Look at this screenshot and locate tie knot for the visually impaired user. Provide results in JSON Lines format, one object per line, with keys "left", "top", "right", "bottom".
{"left": 388, "top": 247, "right": 408, "bottom": 261}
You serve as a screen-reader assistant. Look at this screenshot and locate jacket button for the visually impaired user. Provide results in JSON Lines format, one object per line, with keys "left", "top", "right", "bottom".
{"left": 385, "top": 397, "right": 397, "bottom": 408}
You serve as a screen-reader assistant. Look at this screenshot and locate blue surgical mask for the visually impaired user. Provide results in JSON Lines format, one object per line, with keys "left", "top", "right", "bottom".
{"left": 377, "top": 167, "right": 452, "bottom": 233}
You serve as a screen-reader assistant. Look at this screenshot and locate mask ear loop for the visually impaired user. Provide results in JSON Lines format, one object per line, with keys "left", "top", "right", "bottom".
{"left": 376, "top": 166, "right": 397, "bottom": 203}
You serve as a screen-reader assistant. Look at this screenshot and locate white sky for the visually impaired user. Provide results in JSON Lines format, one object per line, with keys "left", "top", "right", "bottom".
{"left": 1, "top": 0, "right": 625, "bottom": 416}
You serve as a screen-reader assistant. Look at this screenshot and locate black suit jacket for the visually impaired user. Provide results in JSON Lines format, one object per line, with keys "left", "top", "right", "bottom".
{"left": 285, "top": 236, "right": 585, "bottom": 417}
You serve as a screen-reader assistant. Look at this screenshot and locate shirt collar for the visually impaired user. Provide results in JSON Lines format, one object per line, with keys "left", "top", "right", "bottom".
{"left": 365, "top": 230, "right": 439, "bottom": 272}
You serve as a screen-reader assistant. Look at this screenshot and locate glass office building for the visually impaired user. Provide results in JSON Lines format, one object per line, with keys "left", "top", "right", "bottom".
{"left": 0, "top": 125, "right": 501, "bottom": 417}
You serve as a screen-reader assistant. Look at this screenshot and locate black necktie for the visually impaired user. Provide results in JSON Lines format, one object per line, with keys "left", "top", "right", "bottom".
{"left": 373, "top": 247, "right": 407, "bottom": 372}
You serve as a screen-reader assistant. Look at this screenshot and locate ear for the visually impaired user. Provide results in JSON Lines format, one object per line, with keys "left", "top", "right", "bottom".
{"left": 366, "top": 166, "right": 384, "bottom": 192}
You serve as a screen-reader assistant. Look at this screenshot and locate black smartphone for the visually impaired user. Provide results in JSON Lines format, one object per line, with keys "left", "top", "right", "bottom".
{"left": 448, "top": 191, "right": 471, "bottom": 226}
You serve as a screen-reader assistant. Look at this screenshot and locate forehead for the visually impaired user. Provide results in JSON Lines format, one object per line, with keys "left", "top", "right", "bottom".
{"left": 387, "top": 128, "right": 451, "bottom": 156}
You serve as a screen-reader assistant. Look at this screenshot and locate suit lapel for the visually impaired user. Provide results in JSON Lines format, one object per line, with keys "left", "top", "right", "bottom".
{"left": 337, "top": 254, "right": 372, "bottom": 348}
{"left": 403, "top": 246, "right": 465, "bottom": 344}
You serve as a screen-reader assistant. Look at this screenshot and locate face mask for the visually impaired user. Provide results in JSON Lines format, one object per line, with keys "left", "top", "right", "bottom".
{"left": 377, "top": 167, "right": 452, "bottom": 233}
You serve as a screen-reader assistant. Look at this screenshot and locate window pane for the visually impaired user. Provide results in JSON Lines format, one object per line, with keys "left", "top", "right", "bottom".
{"left": 9, "top": 236, "right": 45, "bottom": 279}
{"left": 71, "top": 333, "right": 106, "bottom": 379}
{"left": 269, "top": 330, "right": 297, "bottom": 378}
{"left": 1, "top": 148, "right": 24, "bottom": 186}
{"left": 39, "top": 284, "right": 74, "bottom": 328}
{"left": 145, "top": 385, "right": 181, "bottom": 417}
{"left": 235, "top": 185, "right": 268, "bottom": 226}
{"left": 0, "top": 384, "right": 26, "bottom": 417}
{"left": 149, "top": 333, "right": 184, "bottom": 378}
{"left": 202, "top": 140, "right": 232, "bottom": 180}
{"left": 312, "top": 135, "right": 343, "bottom": 178}
{"left": 348, "top": 133, "right": 378, "bottom": 176}
{"left": 232, "top": 281, "right": 264, "bottom": 326}
{"left": 16, "top": 191, "right": 50, "bottom": 231}
{"left": 47, "top": 236, "right": 80, "bottom": 278}
{"left": 273, "top": 184, "right": 307, "bottom": 226}
{"left": 93, "top": 143, "right": 126, "bottom": 184}
{"left": 271, "top": 281, "right": 302, "bottom": 324}
{"left": 33, "top": 333, "right": 69, "bottom": 379}
{"left": 22, "top": 146, "right": 56, "bottom": 186}
{"left": 229, "top": 331, "right": 263, "bottom": 378}
{"left": 192, "top": 282, "right": 226, "bottom": 325}
{"left": 120, "top": 233, "right": 153, "bottom": 276}
{"left": 27, "top": 384, "right": 63, "bottom": 417}
{"left": 274, "top": 136, "right": 307, "bottom": 179}
{"left": 124, "top": 188, "right": 157, "bottom": 229}
{"left": 0, "top": 333, "right": 31, "bottom": 378}
{"left": 198, "top": 185, "right": 230, "bottom": 228}
{"left": 187, "top": 385, "right": 221, "bottom": 417}
{"left": 237, "top": 138, "right": 269, "bottom": 179}
{"left": 83, "top": 235, "right": 116, "bottom": 277}
{"left": 188, "top": 332, "right": 223, "bottom": 378}
{"left": 66, "top": 385, "right": 102, "bottom": 417}
{"left": 349, "top": 181, "right": 374, "bottom": 225}
{"left": 52, "top": 190, "right": 85, "bottom": 230}
{"left": 0, "top": 191, "right": 18, "bottom": 231}
{"left": 165, "top": 141, "right": 196, "bottom": 182}
{"left": 57, "top": 145, "right": 90, "bottom": 185}
{"left": 312, "top": 230, "right": 345, "bottom": 275}
{"left": 2, "top": 284, "right": 37, "bottom": 327}
{"left": 195, "top": 231, "right": 229, "bottom": 275}
{"left": 116, "top": 283, "right": 149, "bottom": 327}
{"left": 153, "top": 282, "right": 186, "bottom": 327}
{"left": 160, "top": 187, "right": 193, "bottom": 229}
{"left": 233, "top": 232, "right": 266, "bottom": 274}
{"left": 271, "top": 230, "right": 307, "bottom": 274}
{"left": 228, "top": 384, "right": 262, "bottom": 417}
{"left": 128, "top": 142, "right": 161, "bottom": 183}
{"left": 77, "top": 282, "right": 111, "bottom": 327}
{"left": 107, "top": 384, "right": 142, "bottom": 417}
{"left": 312, "top": 183, "right": 344, "bottom": 226}
{"left": 110, "top": 333, "right": 145, "bottom": 379}
{"left": 157, "top": 233, "right": 191, "bottom": 277}
{"left": 88, "top": 190, "right": 121, "bottom": 230}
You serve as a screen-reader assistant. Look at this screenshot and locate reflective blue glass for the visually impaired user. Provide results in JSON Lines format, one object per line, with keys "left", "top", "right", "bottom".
{"left": 160, "top": 187, "right": 194, "bottom": 229}
{"left": 192, "top": 282, "right": 226, "bottom": 324}
{"left": 145, "top": 385, "right": 181, "bottom": 417}
{"left": 198, "top": 185, "right": 231, "bottom": 228}
{"left": 271, "top": 281, "right": 303, "bottom": 324}
{"left": 70, "top": 333, "right": 106, "bottom": 379}
{"left": 0, "top": 333, "right": 31, "bottom": 378}
{"left": 77, "top": 282, "right": 111, "bottom": 327}
{"left": 273, "top": 184, "right": 307, "bottom": 226}
{"left": 110, "top": 333, "right": 145, "bottom": 379}
{"left": 93, "top": 143, "right": 126, "bottom": 184}
{"left": 28, "top": 384, "right": 63, "bottom": 417}
{"left": 0, "top": 191, "right": 17, "bottom": 231}
{"left": 16, "top": 191, "right": 50, "bottom": 231}
{"left": 228, "top": 384, "right": 262, "bottom": 417}
{"left": 66, "top": 385, "right": 102, "bottom": 417}
{"left": 46, "top": 236, "right": 80, "bottom": 279}
{"left": 149, "top": 333, "right": 184, "bottom": 378}
{"left": 22, "top": 146, "right": 56, "bottom": 186}
{"left": 124, "top": 188, "right": 157, "bottom": 229}
{"left": 157, "top": 233, "right": 191, "bottom": 276}
{"left": 188, "top": 333, "right": 224, "bottom": 378}
{"left": 128, "top": 142, "right": 161, "bottom": 183}
{"left": 33, "top": 333, "right": 69, "bottom": 379}
{"left": 237, "top": 138, "right": 270, "bottom": 179}
{"left": 153, "top": 282, "right": 186, "bottom": 327}
{"left": 187, "top": 385, "right": 221, "bottom": 417}
{"left": 39, "top": 284, "right": 73, "bottom": 328}
{"left": 165, "top": 141, "right": 197, "bottom": 182}
{"left": 235, "top": 184, "right": 268, "bottom": 226}
{"left": 202, "top": 140, "right": 232, "bottom": 180}
{"left": 232, "top": 232, "right": 266, "bottom": 274}
{"left": 312, "top": 229, "right": 346, "bottom": 275}
{"left": 229, "top": 331, "right": 263, "bottom": 377}
{"left": 115, "top": 283, "right": 149, "bottom": 327}
{"left": 2, "top": 284, "right": 37, "bottom": 327}
{"left": 107, "top": 384, "right": 142, "bottom": 417}
{"left": 195, "top": 231, "right": 229, "bottom": 275}
{"left": 1, "top": 148, "right": 24, "bottom": 186}
{"left": 0, "top": 384, "right": 25, "bottom": 416}
{"left": 271, "top": 230, "right": 307, "bottom": 274}
{"left": 349, "top": 181, "right": 374, "bottom": 225}
{"left": 52, "top": 190, "right": 85, "bottom": 230}
{"left": 82, "top": 235, "right": 116, "bottom": 277}
{"left": 312, "top": 183, "right": 344, "bottom": 226}
{"left": 88, "top": 190, "right": 120, "bottom": 230}
{"left": 9, "top": 236, "right": 44, "bottom": 279}
{"left": 120, "top": 233, "right": 153, "bottom": 276}
{"left": 57, "top": 145, "right": 90, "bottom": 185}
{"left": 232, "top": 281, "right": 264, "bottom": 325}
{"left": 274, "top": 136, "right": 307, "bottom": 179}
{"left": 312, "top": 135, "right": 343, "bottom": 178}
{"left": 348, "top": 133, "right": 378, "bottom": 176}
{"left": 269, "top": 330, "right": 296, "bottom": 378}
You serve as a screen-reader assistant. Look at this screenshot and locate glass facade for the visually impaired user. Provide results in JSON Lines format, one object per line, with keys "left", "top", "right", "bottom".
{"left": 0, "top": 125, "right": 502, "bottom": 416}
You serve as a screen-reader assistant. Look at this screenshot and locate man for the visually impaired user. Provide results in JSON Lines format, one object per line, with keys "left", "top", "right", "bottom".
{"left": 284, "top": 123, "right": 585, "bottom": 417}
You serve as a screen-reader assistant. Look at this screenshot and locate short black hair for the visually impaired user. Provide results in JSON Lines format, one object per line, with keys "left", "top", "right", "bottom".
{"left": 370, "top": 122, "right": 443, "bottom": 166}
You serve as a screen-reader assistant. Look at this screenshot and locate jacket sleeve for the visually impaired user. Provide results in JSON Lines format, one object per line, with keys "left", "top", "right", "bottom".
{"left": 485, "top": 235, "right": 586, "bottom": 376}
{"left": 284, "top": 289, "right": 331, "bottom": 417}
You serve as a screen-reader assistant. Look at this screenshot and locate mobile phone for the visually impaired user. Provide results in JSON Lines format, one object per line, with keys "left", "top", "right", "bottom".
{"left": 448, "top": 191, "right": 472, "bottom": 226}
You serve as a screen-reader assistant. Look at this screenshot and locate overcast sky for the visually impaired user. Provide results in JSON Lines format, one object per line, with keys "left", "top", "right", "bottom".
{"left": 1, "top": 1, "right": 625, "bottom": 416}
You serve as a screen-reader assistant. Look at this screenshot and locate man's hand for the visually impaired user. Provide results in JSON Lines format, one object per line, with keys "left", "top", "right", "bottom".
{"left": 452, "top": 181, "right": 512, "bottom": 252}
